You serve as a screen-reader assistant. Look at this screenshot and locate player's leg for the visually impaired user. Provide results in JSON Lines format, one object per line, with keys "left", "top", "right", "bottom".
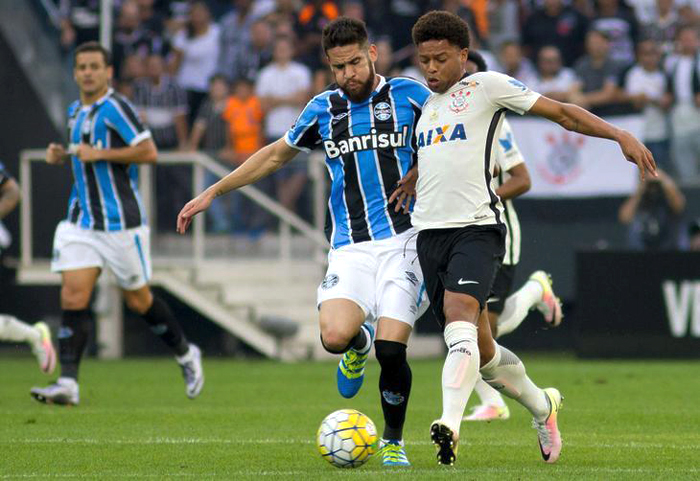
{"left": 112, "top": 225, "right": 203, "bottom": 399}
{"left": 30, "top": 266, "right": 100, "bottom": 405}
{"left": 497, "top": 271, "right": 562, "bottom": 336}
{"left": 318, "top": 245, "right": 376, "bottom": 398}
{"left": 0, "top": 314, "right": 56, "bottom": 374}
{"left": 477, "top": 309, "right": 563, "bottom": 463}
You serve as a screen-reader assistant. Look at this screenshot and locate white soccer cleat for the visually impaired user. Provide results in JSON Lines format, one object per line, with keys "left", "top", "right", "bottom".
{"left": 463, "top": 403, "right": 510, "bottom": 422}
{"left": 529, "top": 271, "right": 563, "bottom": 327}
{"left": 177, "top": 343, "right": 204, "bottom": 399}
{"left": 30, "top": 377, "right": 79, "bottom": 406}
{"left": 533, "top": 387, "right": 563, "bottom": 463}
{"left": 32, "top": 322, "right": 56, "bottom": 374}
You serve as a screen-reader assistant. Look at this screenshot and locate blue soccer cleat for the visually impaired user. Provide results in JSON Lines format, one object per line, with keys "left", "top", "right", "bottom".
{"left": 336, "top": 322, "right": 374, "bottom": 398}
{"left": 378, "top": 439, "right": 411, "bottom": 466}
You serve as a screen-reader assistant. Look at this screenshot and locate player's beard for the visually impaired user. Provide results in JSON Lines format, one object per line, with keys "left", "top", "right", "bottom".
{"left": 341, "top": 62, "right": 376, "bottom": 103}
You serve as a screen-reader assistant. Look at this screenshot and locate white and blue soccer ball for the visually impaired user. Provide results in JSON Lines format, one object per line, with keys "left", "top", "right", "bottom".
{"left": 317, "top": 409, "right": 378, "bottom": 468}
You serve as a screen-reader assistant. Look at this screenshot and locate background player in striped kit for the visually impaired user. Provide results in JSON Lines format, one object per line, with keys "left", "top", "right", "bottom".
{"left": 31, "top": 42, "right": 203, "bottom": 406}
{"left": 178, "top": 17, "right": 430, "bottom": 467}
{"left": 461, "top": 51, "right": 565, "bottom": 423}
{"left": 0, "top": 162, "right": 56, "bottom": 374}
{"left": 408, "top": 11, "right": 654, "bottom": 465}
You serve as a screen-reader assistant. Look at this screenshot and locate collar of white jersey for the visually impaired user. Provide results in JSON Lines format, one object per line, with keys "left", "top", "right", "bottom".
{"left": 81, "top": 87, "right": 114, "bottom": 109}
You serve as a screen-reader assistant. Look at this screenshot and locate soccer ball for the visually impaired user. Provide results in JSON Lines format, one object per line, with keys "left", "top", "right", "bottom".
{"left": 317, "top": 409, "right": 378, "bottom": 468}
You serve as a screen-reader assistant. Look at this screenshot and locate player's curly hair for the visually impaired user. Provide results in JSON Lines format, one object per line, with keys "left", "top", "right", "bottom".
{"left": 322, "top": 17, "right": 369, "bottom": 53}
{"left": 412, "top": 11, "right": 471, "bottom": 49}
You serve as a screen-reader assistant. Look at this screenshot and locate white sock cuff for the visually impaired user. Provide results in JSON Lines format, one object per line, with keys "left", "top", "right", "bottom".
{"left": 443, "top": 321, "right": 477, "bottom": 346}
{"left": 480, "top": 342, "right": 502, "bottom": 375}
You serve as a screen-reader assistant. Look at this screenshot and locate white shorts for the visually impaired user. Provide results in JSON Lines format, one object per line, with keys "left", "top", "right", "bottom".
{"left": 51, "top": 221, "right": 152, "bottom": 290}
{"left": 317, "top": 228, "right": 429, "bottom": 327}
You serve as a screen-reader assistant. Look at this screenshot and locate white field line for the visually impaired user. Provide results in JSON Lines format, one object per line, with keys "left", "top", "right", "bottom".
{"left": 2, "top": 437, "right": 699, "bottom": 450}
{"left": 2, "top": 467, "right": 700, "bottom": 479}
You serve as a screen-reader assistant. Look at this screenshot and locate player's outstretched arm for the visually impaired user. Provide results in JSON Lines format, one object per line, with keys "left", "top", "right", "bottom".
{"left": 176, "top": 138, "right": 299, "bottom": 234}
{"left": 528, "top": 96, "right": 657, "bottom": 180}
{"left": 389, "top": 166, "right": 418, "bottom": 214}
{"left": 0, "top": 178, "right": 20, "bottom": 220}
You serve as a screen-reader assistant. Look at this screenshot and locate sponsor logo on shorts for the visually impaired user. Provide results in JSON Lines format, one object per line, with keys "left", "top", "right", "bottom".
{"left": 458, "top": 278, "right": 479, "bottom": 285}
{"left": 321, "top": 274, "right": 339, "bottom": 290}
{"left": 382, "top": 390, "right": 405, "bottom": 405}
{"left": 405, "top": 270, "right": 419, "bottom": 286}
{"left": 128, "top": 274, "right": 140, "bottom": 286}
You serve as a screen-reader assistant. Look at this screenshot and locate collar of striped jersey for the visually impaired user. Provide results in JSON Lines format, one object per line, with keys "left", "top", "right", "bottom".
{"left": 80, "top": 87, "right": 114, "bottom": 108}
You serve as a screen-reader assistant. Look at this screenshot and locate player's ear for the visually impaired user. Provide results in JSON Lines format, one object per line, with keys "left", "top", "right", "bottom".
{"left": 368, "top": 44, "right": 378, "bottom": 63}
{"left": 460, "top": 48, "right": 469, "bottom": 64}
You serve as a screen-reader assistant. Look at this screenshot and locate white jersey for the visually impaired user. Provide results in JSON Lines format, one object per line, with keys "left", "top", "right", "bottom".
{"left": 411, "top": 71, "right": 540, "bottom": 231}
{"left": 493, "top": 119, "right": 524, "bottom": 265}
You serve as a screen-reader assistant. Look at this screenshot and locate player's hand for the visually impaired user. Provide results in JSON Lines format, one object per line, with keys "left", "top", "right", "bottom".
{"left": 75, "top": 144, "right": 102, "bottom": 162}
{"left": 389, "top": 167, "right": 418, "bottom": 214}
{"left": 177, "top": 190, "right": 215, "bottom": 234}
{"left": 46, "top": 143, "right": 67, "bottom": 165}
{"left": 617, "top": 129, "right": 657, "bottom": 181}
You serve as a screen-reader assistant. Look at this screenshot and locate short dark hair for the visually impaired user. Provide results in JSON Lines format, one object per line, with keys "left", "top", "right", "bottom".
{"left": 74, "top": 41, "right": 112, "bottom": 66}
{"left": 322, "top": 17, "right": 369, "bottom": 52}
{"left": 412, "top": 11, "right": 470, "bottom": 49}
{"left": 467, "top": 50, "right": 487, "bottom": 72}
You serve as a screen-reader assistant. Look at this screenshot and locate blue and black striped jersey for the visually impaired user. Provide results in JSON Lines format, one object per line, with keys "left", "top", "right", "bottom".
{"left": 66, "top": 88, "right": 151, "bottom": 231}
{"left": 285, "top": 76, "right": 430, "bottom": 249}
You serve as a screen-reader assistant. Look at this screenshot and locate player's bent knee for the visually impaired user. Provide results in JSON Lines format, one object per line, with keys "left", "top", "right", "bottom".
{"left": 320, "top": 329, "right": 354, "bottom": 354}
{"left": 60, "top": 286, "right": 91, "bottom": 311}
{"left": 443, "top": 294, "right": 480, "bottom": 324}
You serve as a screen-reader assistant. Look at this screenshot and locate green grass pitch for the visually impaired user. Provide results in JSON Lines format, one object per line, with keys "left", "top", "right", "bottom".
{"left": 2, "top": 354, "right": 699, "bottom": 479}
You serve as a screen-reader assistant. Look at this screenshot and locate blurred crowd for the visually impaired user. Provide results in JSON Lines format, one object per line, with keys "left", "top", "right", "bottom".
{"left": 54, "top": 0, "right": 700, "bottom": 239}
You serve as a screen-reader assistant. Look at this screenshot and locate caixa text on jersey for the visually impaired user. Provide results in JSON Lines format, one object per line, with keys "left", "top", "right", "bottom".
{"left": 323, "top": 126, "right": 409, "bottom": 159}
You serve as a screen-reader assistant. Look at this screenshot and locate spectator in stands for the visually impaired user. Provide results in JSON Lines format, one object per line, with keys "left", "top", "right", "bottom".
{"left": 590, "top": 0, "right": 640, "bottom": 65}
{"left": 116, "top": 53, "right": 146, "bottom": 97}
{"left": 188, "top": 75, "right": 238, "bottom": 233}
{"left": 529, "top": 45, "right": 577, "bottom": 101}
{"left": 569, "top": 30, "right": 623, "bottom": 115}
{"left": 620, "top": 39, "right": 672, "bottom": 172}
{"left": 135, "top": 0, "right": 166, "bottom": 35}
{"left": 296, "top": 0, "right": 339, "bottom": 70}
{"left": 171, "top": 1, "right": 220, "bottom": 125}
{"left": 687, "top": 218, "right": 700, "bottom": 251}
{"left": 522, "top": 0, "right": 589, "bottom": 66}
{"left": 266, "top": 0, "right": 300, "bottom": 27}
{"left": 112, "top": 0, "right": 153, "bottom": 79}
{"left": 217, "top": 0, "right": 257, "bottom": 82}
{"left": 132, "top": 53, "right": 189, "bottom": 232}
{"left": 256, "top": 36, "right": 312, "bottom": 214}
{"left": 665, "top": 24, "right": 700, "bottom": 184}
{"left": 486, "top": 0, "right": 521, "bottom": 49}
{"left": 59, "top": 0, "right": 100, "bottom": 51}
{"left": 619, "top": 169, "right": 686, "bottom": 250}
{"left": 640, "top": 0, "right": 680, "bottom": 55}
{"left": 374, "top": 38, "right": 400, "bottom": 77}
{"left": 133, "top": 54, "right": 188, "bottom": 151}
{"left": 496, "top": 41, "right": 537, "bottom": 85}
{"left": 237, "top": 19, "right": 275, "bottom": 82}
{"left": 223, "top": 78, "right": 268, "bottom": 234}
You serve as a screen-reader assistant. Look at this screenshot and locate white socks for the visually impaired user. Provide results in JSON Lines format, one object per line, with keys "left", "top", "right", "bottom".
{"left": 480, "top": 343, "right": 549, "bottom": 421}
{"left": 0, "top": 314, "right": 41, "bottom": 346}
{"left": 440, "top": 321, "right": 480, "bottom": 433}
{"left": 496, "top": 279, "right": 544, "bottom": 338}
{"left": 473, "top": 376, "right": 506, "bottom": 407}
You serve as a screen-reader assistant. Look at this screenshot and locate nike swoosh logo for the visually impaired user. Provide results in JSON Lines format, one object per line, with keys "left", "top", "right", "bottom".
{"left": 448, "top": 340, "right": 466, "bottom": 349}
{"left": 331, "top": 113, "right": 348, "bottom": 123}
{"left": 539, "top": 440, "right": 551, "bottom": 461}
{"left": 458, "top": 279, "right": 479, "bottom": 285}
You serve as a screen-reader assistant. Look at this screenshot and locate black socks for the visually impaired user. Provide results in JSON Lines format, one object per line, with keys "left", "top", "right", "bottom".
{"left": 375, "top": 340, "right": 412, "bottom": 441}
{"left": 58, "top": 309, "right": 92, "bottom": 380}
{"left": 141, "top": 295, "right": 189, "bottom": 356}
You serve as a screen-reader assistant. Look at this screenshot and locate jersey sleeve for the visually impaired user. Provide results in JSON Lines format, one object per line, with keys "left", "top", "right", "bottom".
{"left": 103, "top": 96, "right": 152, "bottom": 146}
{"left": 495, "top": 119, "right": 524, "bottom": 171}
{"left": 284, "top": 97, "right": 323, "bottom": 152}
{"left": 481, "top": 71, "right": 541, "bottom": 115}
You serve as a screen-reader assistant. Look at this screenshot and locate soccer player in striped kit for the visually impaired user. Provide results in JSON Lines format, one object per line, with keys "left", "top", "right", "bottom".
{"left": 178, "top": 18, "right": 431, "bottom": 466}
{"left": 31, "top": 42, "right": 203, "bottom": 406}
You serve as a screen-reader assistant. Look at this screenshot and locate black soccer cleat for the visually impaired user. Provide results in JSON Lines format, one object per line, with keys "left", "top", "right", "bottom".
{"left": 430, "top": 421, "right": 459, "bottom": 465}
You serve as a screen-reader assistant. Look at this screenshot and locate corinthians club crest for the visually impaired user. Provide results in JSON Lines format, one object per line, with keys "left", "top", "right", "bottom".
{"left": 450, "top": 89, "right": 470, "bottom": 113}
{"left": 536, "top": 132, "right": 586, "bottom": 184}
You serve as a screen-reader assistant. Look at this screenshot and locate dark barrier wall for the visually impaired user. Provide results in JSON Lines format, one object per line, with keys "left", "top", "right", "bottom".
{"left": 576, "top": 251, "right": 700, "bottom": 357}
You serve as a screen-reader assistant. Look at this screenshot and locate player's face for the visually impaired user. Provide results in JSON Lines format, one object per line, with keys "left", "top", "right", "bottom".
{"left": 417, "top": 40, "right": 468, "bottom": 94}
{"left": 74, "top": 52, "right": 112, "bottom": 97}
{"left": 326, "top": 43, "right": 378, "bottom": 103}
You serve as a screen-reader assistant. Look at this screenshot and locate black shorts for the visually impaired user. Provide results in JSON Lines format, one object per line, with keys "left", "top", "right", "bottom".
{"left": 417, "top": 224, "right": 505, "bottom": 327}
{"left": 487, "top": 264, "right": 516, "bottom": 314}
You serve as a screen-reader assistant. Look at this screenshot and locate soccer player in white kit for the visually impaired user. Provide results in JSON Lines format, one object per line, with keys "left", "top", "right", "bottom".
{"left": 460, "top": 51, "right": 565, "bottom": 422}
{"left": 408, "top": 11, "right": 655, "bottom": 465}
